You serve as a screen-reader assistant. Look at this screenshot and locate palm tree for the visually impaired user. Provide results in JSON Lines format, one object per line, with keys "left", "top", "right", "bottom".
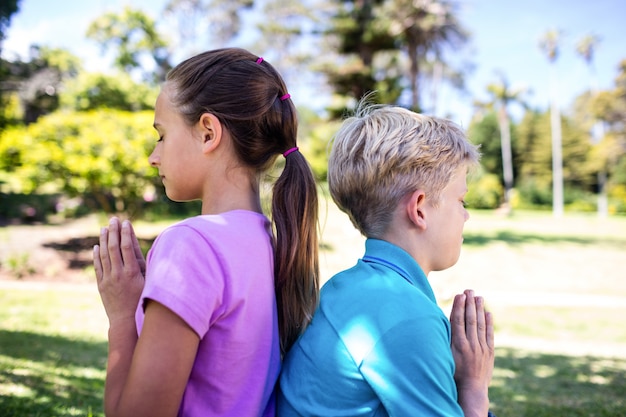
{"left": 484, "top": 73, "right": 527, "bottom": 209}
{"left": 382, "top": 0, "right": 468, "bottom": 112}
{"left": 539, "top": 29, "right": 564, "bottom": 217}
{"left": 576, "top": 34, "right": 601, "bottom": 89}
{"left": 576, "top": 34, "right": 608, "bottom": 217}
{"left": 163, "top": 0, "right": 254, "bottom": 54}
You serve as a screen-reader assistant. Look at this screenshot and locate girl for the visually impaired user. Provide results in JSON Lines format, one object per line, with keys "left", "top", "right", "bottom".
{"left": 93, "top": 48, "right": 319, "bottom": 417}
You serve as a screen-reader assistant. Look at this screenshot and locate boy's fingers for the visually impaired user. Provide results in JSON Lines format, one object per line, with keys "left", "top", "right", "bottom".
{"left": 486, "top": 311, "right": 495, "bottom": 351}
{"left": 450, "top": 293, "right": 468, "bottom": 351}
{"left": 475, "top": 296, "right": 487, "bottom": 345}
{"left": 464, "top": 290, "right": 478, "bottom": 344}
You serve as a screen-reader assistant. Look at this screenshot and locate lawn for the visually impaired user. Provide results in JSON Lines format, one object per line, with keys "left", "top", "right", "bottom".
{"left": 0, "top": 284, "right": 107, "bottom": 416}
{"left": 1, "top": 206, "right": 625, "bottom": 416}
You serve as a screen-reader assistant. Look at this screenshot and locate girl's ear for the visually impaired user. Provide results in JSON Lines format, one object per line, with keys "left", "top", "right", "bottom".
{"left": 406, "top": 189, "right": 427, "bottom": 230}
{"left": 198, "top": 113, "right": 222, "bottom": 154}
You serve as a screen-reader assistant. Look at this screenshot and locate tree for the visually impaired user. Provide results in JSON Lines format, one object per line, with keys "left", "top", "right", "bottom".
{"left": 164, "top": 0, "right": 254, "bottom": 54}
{"left": 576, "top": 34, "right": 601, "bottom": 89}
{"left": 321, "top": 0, "right": 399, "bottom": 117}
{"left": 242, "top": 0, "right": 331, "bottom": 111}
{"left": 475, "top": 73, "right": 527, "bottom": 208}
{"left": 0, "top": 46, "right": 81, "bottom": 125}
{"left": 576, "top": 33, "right": 608, "bottom": 216}
{"left": 0, "top": 0, "right": 20, "bottom": 51}
{"left": 318, "top": 0, "right": 470, "bottom": 117}
{"left": 467, "top": 111, "right": 504, "bottom": 176}
{"left": 381, "top": 0, "right": 468, "bottom": 112}
{"left": 589, "top": 59, "right": 626, "bottom": 212}
{"left": 516, "top": 108, "right": 595, "bottom": 209}
{"left": 539, "top": 29, "right": 564, "bottom": 217}
{"left": 86, "top": 7, "right": 171, "bottom": 83}
{"left": 60, "top": 72, "right": 157, "bottom": 112}
{"left": 516, "top": 109, "right": 553, "bottom": 205}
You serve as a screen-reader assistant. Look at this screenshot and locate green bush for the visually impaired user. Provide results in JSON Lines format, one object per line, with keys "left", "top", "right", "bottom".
{"left": 0, "top": 109, "right": 155, "bottom": 214}
{"left": 515, "top": 178, "right": 552, "bottom": 209}
{"left": 564, "top": 188, "right": 597, "bottom": 213}
{"left": 466, "top": 171, "right": 503, "bottom": 209}
{"left": 609, "top": 184, "right": 626, "bottom": 214}
{"left": 302, "top": 120, "right": 341, "bottom": 182}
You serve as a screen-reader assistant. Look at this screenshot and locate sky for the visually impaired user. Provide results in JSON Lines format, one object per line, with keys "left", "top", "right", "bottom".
{"left": 2, "top": 0, "right": 625, "bottom": 126}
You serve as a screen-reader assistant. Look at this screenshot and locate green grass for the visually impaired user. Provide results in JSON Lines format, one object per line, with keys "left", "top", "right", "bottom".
{"left": 491, "top": 349, "right": 626, "bottom": 416}
{"left": 439, "top": 210, "right": 626, "bottom": 416}
{"left": 1, "top": 209, "right": 626, "bottom": 416}
{"left": 494, "top": 305, "right": 626, "bottom": 343}
{"left": 0, "top": 286, "right": 107, "bottom": 417}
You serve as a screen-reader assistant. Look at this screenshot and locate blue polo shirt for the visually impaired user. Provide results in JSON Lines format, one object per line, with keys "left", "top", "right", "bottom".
{"left": 278, "top": 239, "right": 463, "bottom": 416}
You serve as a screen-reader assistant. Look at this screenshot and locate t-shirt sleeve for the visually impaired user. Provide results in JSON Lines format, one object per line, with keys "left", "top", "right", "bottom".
{"left": 360, "top": 315, "right": 464, "bottom": 417}
{"left": 142, "top": 224, "right": 224, "bottom": 338}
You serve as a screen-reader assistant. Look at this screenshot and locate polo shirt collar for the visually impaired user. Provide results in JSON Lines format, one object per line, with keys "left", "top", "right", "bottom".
{"left": 362, "top": 238, "right": 436, "bottom": 303}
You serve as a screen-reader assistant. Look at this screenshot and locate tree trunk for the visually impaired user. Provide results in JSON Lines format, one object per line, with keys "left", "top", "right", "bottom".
{"left": 408, "top": 41, "right": 420, "bottom": 111}
{"left": 549, "top": 63, "right": 564, "bottom": 217}
{"left": 498, "top": 107, "right": 514, "bottom": 207}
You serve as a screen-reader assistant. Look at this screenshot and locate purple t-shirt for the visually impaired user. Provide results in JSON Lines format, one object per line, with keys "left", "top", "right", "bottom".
{"left": 136, "top": 210, "right": 281, "bottom": 417}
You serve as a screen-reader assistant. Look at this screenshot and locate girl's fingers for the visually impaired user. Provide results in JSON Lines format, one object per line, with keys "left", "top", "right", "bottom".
{"left": 106, "top": 217, "right": 123, "bottom": 272}
{"left": 93, "top": 245, "right": 103, "bottom": 280}
{"left": 128, "top": 221, "right": 147, "bottom": 275}
{"left": 129, "top": 221, "right": 142, "bottom": 257}
{"left": 120, "top": 220, "right": 141, "bottom": 273}
{"left": 98, "top": 226, "right": 111, "bottom": 275}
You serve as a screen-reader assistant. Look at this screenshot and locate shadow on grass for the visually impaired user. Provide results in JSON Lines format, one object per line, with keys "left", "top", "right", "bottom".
{"left": 321, "top": 231, "right": 626, "bottom": 253}
{"left": 2, "top": 329, "right": 625, "bottom": 417}
{"left": 0, "top": 330, "right": 107, "bottom": 417}
{"left": 42, "top": 236, "right": 156, "bottom": 270}
{"left": 491, "top": 348, "right": 626, "bottom": 417}
{"left": 463, "top": 230, "right": 626, "bottom": 248}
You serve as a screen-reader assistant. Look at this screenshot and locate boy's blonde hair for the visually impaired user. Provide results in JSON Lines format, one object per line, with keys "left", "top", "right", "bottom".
{"left": 328, "top": 104, "right": 480, "bottom": 238}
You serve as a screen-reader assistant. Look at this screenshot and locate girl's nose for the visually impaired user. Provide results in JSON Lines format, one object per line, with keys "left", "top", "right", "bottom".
{"left": 148, "top": 146, "right": 160, "bottom": 167}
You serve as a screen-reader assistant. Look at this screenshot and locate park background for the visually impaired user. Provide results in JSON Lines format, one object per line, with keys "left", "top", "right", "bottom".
{"left": 1, "top": 0, "right": 625, "bottom": 416}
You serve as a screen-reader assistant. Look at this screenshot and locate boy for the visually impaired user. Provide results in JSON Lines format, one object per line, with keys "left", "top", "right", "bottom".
{"left": 278, "top": 104, "right": 494, "bottom": 417}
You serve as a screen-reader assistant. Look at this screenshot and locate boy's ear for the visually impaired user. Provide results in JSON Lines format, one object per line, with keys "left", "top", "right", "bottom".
{"left": 198, "top": 113, "right": 222, "bottom": 154}
{"left": 406, "top": 189, "right": 427, "bottom": 230}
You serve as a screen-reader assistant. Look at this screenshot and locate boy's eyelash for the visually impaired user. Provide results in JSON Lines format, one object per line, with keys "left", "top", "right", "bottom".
{"left": 462, "top": 200, "right": 468, "bottom": 207}
{"left": 157, "top": 136, "right": 163, "bottom": 142}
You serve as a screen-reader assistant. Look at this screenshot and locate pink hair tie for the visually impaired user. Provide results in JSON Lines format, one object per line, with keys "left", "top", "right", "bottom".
{"left": 282, "top": 147, "right": 298, "bottom": 158}
{"left": 256, "top": 57, "right": 264, "bottom": 64}
{"left": 280, "top": 93, "right": 291, "bottom": 101}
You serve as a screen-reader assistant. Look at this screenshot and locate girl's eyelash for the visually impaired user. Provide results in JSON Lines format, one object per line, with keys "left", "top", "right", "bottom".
{"left": 462, "top": 200, "right": 468, "bottom": 208}
{"left": 157, "top": 136, "right": 163, "bottom": 142}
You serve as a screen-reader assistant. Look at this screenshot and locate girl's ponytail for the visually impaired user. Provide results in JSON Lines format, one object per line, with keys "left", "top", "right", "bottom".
{"left": 272, "top": 149, "right": 319, "bottom": 355}
{"left": 167, "top": 48, "right": 320, "bottom": 355}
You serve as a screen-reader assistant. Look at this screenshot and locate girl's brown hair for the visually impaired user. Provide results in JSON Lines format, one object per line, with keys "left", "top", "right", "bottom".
{"left": 165, "top": 48, "right": 319, "bottom": 354}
